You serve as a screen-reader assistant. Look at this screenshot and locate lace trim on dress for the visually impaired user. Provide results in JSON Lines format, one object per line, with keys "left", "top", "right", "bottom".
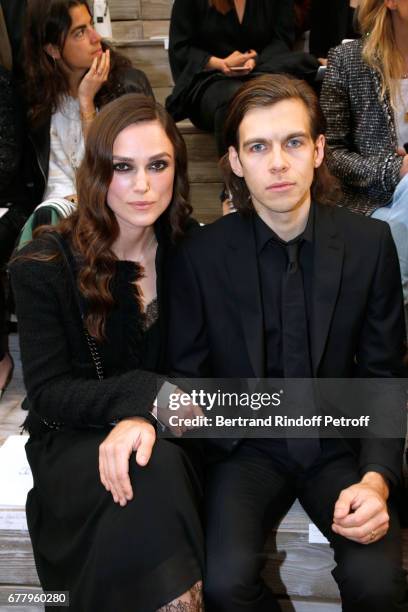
{"left": 141, "top": 298, "right": 158, "bottom": 331}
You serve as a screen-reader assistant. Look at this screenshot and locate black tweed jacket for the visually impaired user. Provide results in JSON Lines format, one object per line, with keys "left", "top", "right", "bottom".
{"left": 321, "top": 39, "right": 403, "bottom": 215}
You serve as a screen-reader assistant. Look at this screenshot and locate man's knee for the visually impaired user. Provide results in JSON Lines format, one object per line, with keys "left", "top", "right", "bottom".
{"left": 335, "top": 554, "right": 408, "bottom": 611}
{"left": 204, "top": 554, "right": 263, "bottom": 611}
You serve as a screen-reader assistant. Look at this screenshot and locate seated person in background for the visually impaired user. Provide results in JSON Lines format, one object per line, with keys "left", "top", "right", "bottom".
{"left": 23, "top": 0, "right": 153, "bottom": 212}
{"left": 0, "top": 35, "right": 17, "bottom": 398}
{"left": 10, "top": 93, "right": 204, "bottom": 612}
{"left": 320, "top": 0, "right": 408, "bottom": 311}
{"left": 166, "top": 0, "right": 319, "bottom": 156}
{"left": 309, "top": 0, "right": 360, "bottom": 64}
{"left": 168, "top": 74, "right": 408, "bottom": 612}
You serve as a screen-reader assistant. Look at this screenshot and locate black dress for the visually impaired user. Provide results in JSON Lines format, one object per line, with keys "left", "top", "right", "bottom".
{"left": 10, "top": 236, "right": 204, "bottom": 612}
{"left": 166, "top": 0, "right": 319, "bottom": 152}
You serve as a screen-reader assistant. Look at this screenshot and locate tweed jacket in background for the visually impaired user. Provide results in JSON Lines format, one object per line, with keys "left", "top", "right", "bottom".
{"left": 320, "top": 39, "right": 403, "bottom": 215}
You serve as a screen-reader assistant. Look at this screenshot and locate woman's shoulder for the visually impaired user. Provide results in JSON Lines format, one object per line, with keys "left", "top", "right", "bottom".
{"left": 9, "top": 233, "right": 67, "bottom": 281}
{"left": 327, "top": 38, "right": 364, "bottom": 66}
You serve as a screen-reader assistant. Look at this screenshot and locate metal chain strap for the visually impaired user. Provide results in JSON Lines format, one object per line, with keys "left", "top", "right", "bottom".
{"left": 84, "top": 328, "right": 104, "bottom": 381}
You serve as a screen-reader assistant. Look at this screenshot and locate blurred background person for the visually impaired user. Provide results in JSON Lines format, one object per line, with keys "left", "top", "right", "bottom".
{"left": 309, "top": 0, "right": 360, "bottom": 64}
{"left": 320, "top": 0, "right": 408, "bottom": 312}
{"left": 22, "top": 0, "right": 153, "bottom": 209}
{"left": 166, "top": 0, "right": 319, "bottom": 157}
{"left": 0, "top": 3, "right": 23, "bottom": 397}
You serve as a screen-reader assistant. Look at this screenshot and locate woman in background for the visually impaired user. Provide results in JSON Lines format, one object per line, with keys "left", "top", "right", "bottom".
{"left": 23, "top": 0, "right": 153, "bottom": 207}
{"left": 321, "top": 0, "right": 408, "bottom": 311}
{"left": 0, "top": 4, "right": 20, "bottom": 397}
{"left": 166, "top": 0, "right": 319, "bottom": 156}
{"left": 10, "top": 93, "right": 204, "bottom": 612}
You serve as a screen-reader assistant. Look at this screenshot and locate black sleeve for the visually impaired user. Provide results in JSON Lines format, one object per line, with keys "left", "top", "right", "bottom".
{"left": 121, "top": 66, "right": 155, "bottom": 100}
{"left": 356, "top": 224, "right": 407, "bottom": 487}
{"left": 321, "top": 45, "right": 402, "bottom": 197}
{"left": 167, "top": 243, "right": 212, "bottom": 378}
{"left": 257, "top": 0, "right": 295, "bottom": 64}
{"left": 0, "top": 67, "right": 18, "bottom": 190}
{"left": 10, "top": 247, "right": 164, "bottom": 428}
{"left": 168, "top": 0, "right": 211, "bottom": 82}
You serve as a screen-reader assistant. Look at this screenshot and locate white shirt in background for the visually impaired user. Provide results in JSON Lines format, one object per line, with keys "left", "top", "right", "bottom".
{"left": 43, "top": 96, "right": 85, "bottom": 200}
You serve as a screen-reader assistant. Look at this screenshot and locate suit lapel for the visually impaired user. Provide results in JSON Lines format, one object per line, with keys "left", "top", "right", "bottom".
{"left": 225, "top": 214, "right": 265, "bottom": 377}
{"left": 311, "top": 204, "right": 344, "bottom": 373}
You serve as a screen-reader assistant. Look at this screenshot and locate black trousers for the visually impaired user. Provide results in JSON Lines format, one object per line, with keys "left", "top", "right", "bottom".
{"left": 189, "top": 78, "right": 247, "bottom": 156}
{"left": 204, "top": 438, "right": 408, "bottom": 612}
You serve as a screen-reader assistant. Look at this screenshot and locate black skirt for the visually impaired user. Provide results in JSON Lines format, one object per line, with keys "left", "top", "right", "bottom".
{"left": 25, "top": 430, "right": 204, "bottom": 612}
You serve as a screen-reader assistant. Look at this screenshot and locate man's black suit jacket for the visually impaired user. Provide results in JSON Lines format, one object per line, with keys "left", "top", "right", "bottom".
{"left": 168, "top": 203, "right": 407, "bottom": 485}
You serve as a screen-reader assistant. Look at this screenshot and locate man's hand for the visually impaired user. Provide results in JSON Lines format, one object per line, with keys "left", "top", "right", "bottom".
{"left": 332, "top": 472, "right": 390, "bottom": 544}
{"left": 78, "top": 48, "right": 110, "bottom": 111}
{"left": 158, "top": 387, "right": 205, "bottom": 437}
{"left": 99, "top": 416, "right": 156, "bottom": 507}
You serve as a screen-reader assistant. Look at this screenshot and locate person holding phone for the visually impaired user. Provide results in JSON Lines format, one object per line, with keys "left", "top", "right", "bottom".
{"left": 321, "top": 0, "right": 408, "bottom": 312}
{"left": 166, "top": 0, "right": 319, "bottom": 156}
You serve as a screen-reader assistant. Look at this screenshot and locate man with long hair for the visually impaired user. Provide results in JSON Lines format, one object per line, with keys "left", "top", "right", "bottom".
{"left": 168, "top": 74, "right": 408, "bottom": 611}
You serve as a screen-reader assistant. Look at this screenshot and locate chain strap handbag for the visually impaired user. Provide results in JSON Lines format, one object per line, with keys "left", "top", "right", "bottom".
{"left": 34, "top": 233, "right": 105, "bottom": 431}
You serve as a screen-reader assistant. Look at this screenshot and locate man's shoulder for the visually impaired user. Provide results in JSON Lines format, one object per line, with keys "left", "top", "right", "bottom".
{"left": 318, "top": 203, "right": 389, "bottom": 241}
{"left": 182, "top": 212, "right": 247, "bottom": 253}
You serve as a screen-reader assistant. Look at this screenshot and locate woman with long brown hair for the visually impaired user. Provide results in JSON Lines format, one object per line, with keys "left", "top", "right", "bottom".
{"left": 23, "top": 0, "right": 153, "bottom": 207}
{"left": 10, "top": 93, "right": 204, "bottom": 612}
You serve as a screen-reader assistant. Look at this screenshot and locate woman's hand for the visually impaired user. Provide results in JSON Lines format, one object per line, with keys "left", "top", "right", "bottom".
{"left": 242, "top": 57, "right": 256, "bottom": 73}
{"left": 206, "top": 50, "right": 257, "bottom": 76}
{"left": 78, "top": 48, "right": 110, "bottom": 112}
{"left": 397, "top": 148, "right": 408, "bottom": 178}
{"left": 225, "top": 49, "right": 257, "bottom": 68}
{"left": 99, "top": 416, "right": 156, "bottom": 506}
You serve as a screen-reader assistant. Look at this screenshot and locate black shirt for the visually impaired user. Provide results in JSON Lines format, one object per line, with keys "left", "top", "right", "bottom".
{"left": 253, "top": 204, "right": 314, "bottom": 377}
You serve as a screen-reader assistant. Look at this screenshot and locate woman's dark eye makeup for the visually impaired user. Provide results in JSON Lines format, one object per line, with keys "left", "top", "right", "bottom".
{"left": 149, "top": 159, "right": 169, "bottom": 171}
{"left": 113, "top": 159, "right": 170, "bottom": 173}
{"left": 113, "top": 162, "right": 132, "bottom": 172}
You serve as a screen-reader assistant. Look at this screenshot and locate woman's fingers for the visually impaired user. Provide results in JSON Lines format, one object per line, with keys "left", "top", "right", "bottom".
{"left": 135, "top": 427, "right": 156, "bottom": 466}
{"left": 99, "top": 418, "right": 156, "bottom": 505}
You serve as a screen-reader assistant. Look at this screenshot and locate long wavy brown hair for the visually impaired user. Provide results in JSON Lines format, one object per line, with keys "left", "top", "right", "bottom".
{"left": 28, "top": 94, "right": 192, "bottom": 340}
{"left": 220, "top": 74, "right": 340, "bottom": 212}
{"left": 23, "top": 0, "right": 132, "bottom": 127}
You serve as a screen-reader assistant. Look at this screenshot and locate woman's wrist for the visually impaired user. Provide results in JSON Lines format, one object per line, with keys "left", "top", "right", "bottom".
{"left": 80, "top": 108, "right": 97, "bottom": 122}
{"left": 205, "top": 56, "right": 222, "bottom": 71}
{"left": 79, "top": 97, "right": 96, "bottom": 114}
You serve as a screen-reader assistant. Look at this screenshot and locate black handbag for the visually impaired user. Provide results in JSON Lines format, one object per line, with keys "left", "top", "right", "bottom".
{"left": 22, "top": 232, "right": 105, "bottom": 431}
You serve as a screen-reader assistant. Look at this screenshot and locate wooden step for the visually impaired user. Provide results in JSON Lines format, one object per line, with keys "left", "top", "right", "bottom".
{"left": 191, "top": 183, "right": 222, "bottom": 225}
{"left": 111, "top": 19, "right": 169, "bottom": 41}
{"left": 141, "top": 0, "right": 172, "bottom": 20}
{"left": 113, "top": 39, "right": 172, "bottom": 88}
{"left": 109, "top": 0, "right": 140, "bottom": 21}
{"left": 109, "top": 0, "right": 172, "bottom": 21}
